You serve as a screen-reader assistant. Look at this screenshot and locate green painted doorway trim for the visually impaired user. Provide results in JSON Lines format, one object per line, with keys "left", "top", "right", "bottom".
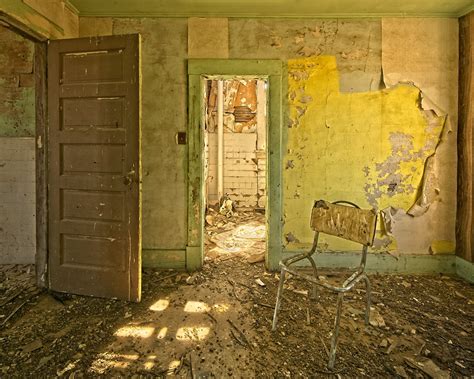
{"left": 187, "top": 59, "right": 283, "bottom": 271}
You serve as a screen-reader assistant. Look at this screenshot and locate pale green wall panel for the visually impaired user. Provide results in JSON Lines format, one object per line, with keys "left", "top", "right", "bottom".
{"left": 113, "top": 18, "right": 189, "bottom": 250}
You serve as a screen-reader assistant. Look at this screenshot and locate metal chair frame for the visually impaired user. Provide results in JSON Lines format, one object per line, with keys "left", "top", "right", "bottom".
{"left": 272, "top": 200, "right": 377, "bottom": 369}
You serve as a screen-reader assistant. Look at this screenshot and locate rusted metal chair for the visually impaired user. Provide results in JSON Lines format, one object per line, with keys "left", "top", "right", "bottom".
{"left": 272, "top": 200, "right": 377, "bottom": 369}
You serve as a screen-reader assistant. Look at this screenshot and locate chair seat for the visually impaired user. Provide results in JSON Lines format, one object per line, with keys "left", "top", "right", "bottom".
{"left": 279, "top": 258, "right": 366, "bottom": 293}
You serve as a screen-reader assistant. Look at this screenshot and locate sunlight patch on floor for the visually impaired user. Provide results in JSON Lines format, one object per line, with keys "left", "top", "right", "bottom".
{"left": 157, "top": 327, "right": 168, "bottom": 339}
{"left": 184, "top": 301, "right": 210, "bottom": 313}
{"left": 212, "top": 303, "right": 230, "bottom": 313}
{"left": 114, "top": 325, "right": 155, "bottom": 338}
{"left": 176, "top": 326, "right": 210, "bottom": 341}
{"left": 89, "top": 352, "right": 139, "bottom": 374}
{"left": 149, "top": 299, "right": 170, "bottom": 311}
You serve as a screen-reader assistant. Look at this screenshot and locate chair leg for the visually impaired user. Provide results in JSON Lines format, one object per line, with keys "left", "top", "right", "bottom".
{"left": 363, "top": 275, "right": 371, "bottom": 326}
{"left": 328, "top": 293, "right": 344, "bottom": 370}
{"left": 272, "top": 268, "right": 286, "bottom": 331}
{"left": 307, "top": 256, "right": 319, "bottom": 300}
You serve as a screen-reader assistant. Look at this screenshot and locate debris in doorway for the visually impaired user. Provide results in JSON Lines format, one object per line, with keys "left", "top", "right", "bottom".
{"left": 246, "top": 252, "right": 265, "bottom": 264}
{"left": 205, "top": 214, "right": 215, "bottom": 226}
{"left": 219, "top": 195, "right": 234, "bottom": 217}
{"left": 205, "top": 209, "right": 265, "bottom": 262}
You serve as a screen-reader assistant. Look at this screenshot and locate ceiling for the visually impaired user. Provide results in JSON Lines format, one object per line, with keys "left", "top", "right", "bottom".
{"left": 69, "top": 0, "right": 474, "bottom": 18}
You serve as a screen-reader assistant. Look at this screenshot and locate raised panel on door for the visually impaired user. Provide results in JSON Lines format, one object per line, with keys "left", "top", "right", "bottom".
{"left": 48, "top": 34, "right": 141, "bottom": 301}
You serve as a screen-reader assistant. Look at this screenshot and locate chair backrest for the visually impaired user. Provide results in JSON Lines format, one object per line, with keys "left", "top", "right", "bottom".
{"left": 310, "top": 200, "right": 377, "bottom": 246}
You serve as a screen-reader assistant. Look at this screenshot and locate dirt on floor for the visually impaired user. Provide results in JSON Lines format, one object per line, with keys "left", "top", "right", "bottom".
{"left": 0, "top": 214, "right": 473, "bottom": 378}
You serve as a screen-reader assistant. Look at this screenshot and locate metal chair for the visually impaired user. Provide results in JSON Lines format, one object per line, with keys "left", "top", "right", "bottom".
{"left": 272, "top": 200, "right": 377, "bottom": 369}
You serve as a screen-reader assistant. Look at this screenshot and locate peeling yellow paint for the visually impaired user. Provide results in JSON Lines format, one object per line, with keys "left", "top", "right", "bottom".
{"left": 284, "top": 56, "right": 445, "bottom": 251}
{"left": 430, "top": 240, "right": 455, "bottom": 255}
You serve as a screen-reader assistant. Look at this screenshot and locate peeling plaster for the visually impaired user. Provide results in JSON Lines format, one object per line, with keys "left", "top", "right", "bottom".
{"left": 229, "top": 19, "right": 382, "bottom": 92}
{"left": 283, "top": 56, "right": 446, "bottom": 253}
{"left": 380, "top": 18, "right": 458, "bottom": 253}
{"left": 364, "top": 109, "right": 446, "bottom": 211}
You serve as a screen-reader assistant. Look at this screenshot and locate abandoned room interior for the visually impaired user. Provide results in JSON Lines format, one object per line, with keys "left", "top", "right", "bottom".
{"left": 0, "top": 0, "right": 473, "bottom": 377}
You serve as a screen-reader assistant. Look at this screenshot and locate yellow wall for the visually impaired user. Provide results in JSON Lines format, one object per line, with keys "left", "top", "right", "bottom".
{"left": 284, "top": 56, "right": 445, "bottom": 251}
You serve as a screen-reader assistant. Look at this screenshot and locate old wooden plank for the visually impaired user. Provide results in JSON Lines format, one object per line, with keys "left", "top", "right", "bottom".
{"left": 457, "top": 12, "right": 474, "bottom": 263}
{"left": 35, "top": 42, "right": 48, "bottom": 288}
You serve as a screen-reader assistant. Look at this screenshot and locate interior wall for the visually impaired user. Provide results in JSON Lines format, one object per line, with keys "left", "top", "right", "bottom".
{"left": 108, "top": 19, "right": 189, "bottom": 258}
{"left": 282, "top": 18, "right": 458, "bottom": 255}
{"left": 79, "top": 16, "right": 459, "bottom": 266}
{"left": 233, "top": 18, "right": 458, "bottom": 256}
{"left": 0, "top": 25, "right": 36, "bottom": 263}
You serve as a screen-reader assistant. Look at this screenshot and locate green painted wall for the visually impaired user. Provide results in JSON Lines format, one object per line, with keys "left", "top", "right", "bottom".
{"left": 112, "top": 19, "right": 189, "bottom": 253}
{"left": 100, "top": 17, "right": 458, "bottom": 269}
{"left": 107, "top": 17, "right": 385, "bottom": 264}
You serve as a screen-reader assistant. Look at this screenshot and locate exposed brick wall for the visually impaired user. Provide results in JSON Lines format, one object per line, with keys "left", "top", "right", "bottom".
{"left": 0, "top": 25, "right": 35, "bottom": 137}
{"left": 0, "top": 138, "right": 36, "bottom": 263}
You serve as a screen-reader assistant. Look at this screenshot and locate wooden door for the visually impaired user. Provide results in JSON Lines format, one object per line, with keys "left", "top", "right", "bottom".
{"left": 48, "top": 35, "right": 141, "bottom": 301}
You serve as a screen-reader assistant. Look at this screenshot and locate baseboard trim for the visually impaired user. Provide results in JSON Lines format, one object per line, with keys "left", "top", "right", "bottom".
{"left": 279, "top": 251, "right": 457, "bottom": 275}
{"left": 456, "top": 256, "right": 474, "bottom": 283}
{"left": 141, "top": 248, "right": 473, "bottom": 282}
{"left": 142, "top": 249, "right": 186, "bottom": 269}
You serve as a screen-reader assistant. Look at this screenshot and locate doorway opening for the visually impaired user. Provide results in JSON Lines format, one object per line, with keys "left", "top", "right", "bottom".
{"left": 202, "top": 77, "right": 268, "bottom": 264}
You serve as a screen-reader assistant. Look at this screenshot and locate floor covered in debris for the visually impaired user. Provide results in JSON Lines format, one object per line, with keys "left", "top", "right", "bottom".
{"left": 1, "top": 212, "right": 473, "bottom": 378}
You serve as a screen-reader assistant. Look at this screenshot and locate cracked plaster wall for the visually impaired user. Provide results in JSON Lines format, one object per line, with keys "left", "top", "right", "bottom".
{"left": 78, "top": 16, "right": 458, "bottom": 258}
{"left": 230, "top": 18, "right": 458, "bottom": 255}
{"left": 283, "top": 56, "right": 447, "bottom": 253}
{"left": 380, "top": 18, "right": 458, "bottom": 255}
{"left": 229, "top": 19, "right": 382, "bottom": 92}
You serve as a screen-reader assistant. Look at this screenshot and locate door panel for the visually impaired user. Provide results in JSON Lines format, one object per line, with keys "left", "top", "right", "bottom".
{"left": 48, "top": 34, "right": 141, "bottom": 301}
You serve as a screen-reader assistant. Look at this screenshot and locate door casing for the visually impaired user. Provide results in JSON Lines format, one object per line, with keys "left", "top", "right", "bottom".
{"left": 187, "top": 59, "right": 283, "bottom": 271}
